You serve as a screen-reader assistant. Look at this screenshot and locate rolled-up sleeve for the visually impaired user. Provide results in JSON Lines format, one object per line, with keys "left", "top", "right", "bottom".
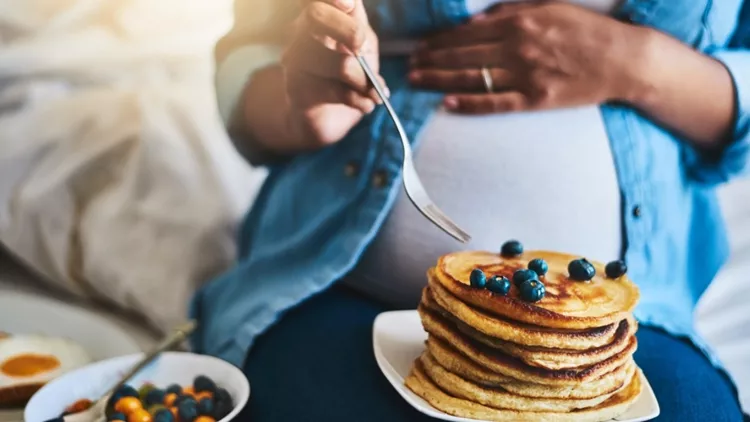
{"left": 684, "top": 1, "right": 750, "bottom": 185}
{"left": 214, "top": 0, "right": 298, "bottom": 164}
{"left": 216, "top": 45, "right": 282, "bottom": 126}
{"left": 685, "top": 49, "right": 750, "bottom": 184}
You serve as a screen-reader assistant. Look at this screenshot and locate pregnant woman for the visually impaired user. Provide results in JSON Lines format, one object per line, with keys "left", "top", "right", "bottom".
{"left": 196, "top": 0, "right": 750, "bottom": 420}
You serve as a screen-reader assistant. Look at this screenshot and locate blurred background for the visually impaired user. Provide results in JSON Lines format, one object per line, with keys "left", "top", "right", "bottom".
{"left": 0, "top": 0, "right": 268, "bottom": 337}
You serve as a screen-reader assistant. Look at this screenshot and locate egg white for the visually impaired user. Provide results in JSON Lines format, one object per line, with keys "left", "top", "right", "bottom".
{"left": 0, "top": 335, "right": 92, "bottom": 389}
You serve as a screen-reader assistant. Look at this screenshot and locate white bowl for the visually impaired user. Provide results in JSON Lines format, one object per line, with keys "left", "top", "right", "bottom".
{"left": 24, "top": 352, "right": 250, "bottom": 422}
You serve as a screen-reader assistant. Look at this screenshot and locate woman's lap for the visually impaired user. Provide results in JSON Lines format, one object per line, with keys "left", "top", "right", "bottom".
{"left": 240, "top": 286, "right": 744, "bottom": 421}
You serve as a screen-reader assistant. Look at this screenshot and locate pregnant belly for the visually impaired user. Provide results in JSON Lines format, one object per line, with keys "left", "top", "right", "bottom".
{"left": 347, "top": 105, "right": 622, "bottom": 308}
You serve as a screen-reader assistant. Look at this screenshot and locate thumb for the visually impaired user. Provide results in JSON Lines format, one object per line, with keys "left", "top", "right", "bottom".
{"left": 351, "top": 0, "right": 369, "bottom": 23}
{"left": 332, "top": 0, "right": 369, "bottom": 24}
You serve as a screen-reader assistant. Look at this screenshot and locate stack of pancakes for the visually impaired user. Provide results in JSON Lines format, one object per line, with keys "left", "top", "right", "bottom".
{"left": 406, "top": 250, "right": 643, "bottom": 422}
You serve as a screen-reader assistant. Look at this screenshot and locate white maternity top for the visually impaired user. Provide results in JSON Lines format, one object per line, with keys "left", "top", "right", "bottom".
{"left": 348, "top": 0, "right": 624, "bottom": 307}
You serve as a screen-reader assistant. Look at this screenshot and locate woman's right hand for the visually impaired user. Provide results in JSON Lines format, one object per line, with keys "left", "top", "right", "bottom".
{"left": 281, "top": 0, "right": 385, "bottom": 147}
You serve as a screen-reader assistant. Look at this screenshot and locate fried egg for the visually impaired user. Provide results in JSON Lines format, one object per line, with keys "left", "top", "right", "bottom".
{"left": 0, "top": 335, "right": 92, "bottom": 405}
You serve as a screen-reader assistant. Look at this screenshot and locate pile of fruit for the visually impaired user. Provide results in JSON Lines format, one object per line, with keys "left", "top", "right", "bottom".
{"left": 63, "top": 375, "right": 234, "bottom": 422}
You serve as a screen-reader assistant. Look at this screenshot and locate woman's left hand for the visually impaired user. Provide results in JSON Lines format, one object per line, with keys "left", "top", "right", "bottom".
{"left": 409, "top": 2, "right": 648, "bottom": 114}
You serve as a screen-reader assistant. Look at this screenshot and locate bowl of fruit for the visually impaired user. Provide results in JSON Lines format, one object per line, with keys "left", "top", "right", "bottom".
{"left": 23, "top": 352, "right": 250, "bottom": 422}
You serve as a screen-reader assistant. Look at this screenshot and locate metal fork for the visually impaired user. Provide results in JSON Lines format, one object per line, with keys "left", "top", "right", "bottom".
{"left": 356, "top": 56, "right": 471, "bottom": 243}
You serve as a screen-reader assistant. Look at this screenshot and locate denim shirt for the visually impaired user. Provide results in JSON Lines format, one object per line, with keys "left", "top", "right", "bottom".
{"left": 193, "top": 0, "right": 750, "bottom": 367}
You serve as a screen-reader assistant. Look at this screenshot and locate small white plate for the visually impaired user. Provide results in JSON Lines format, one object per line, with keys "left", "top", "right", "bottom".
{"left": 373, "top": 310, "right": 660, "bottom": 422}
{"left": 25, "top": 352, "right": 250, "bottom": 422}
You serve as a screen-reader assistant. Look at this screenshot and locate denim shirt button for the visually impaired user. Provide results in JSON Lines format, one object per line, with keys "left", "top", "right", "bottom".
{"left": 344, "top": 161, "right": 360, "bottom": 178}
{"left": 632, "top": 205, "right": 642, "bottom": 218}
{"left": 372, "top": 170, "right": 389, "bottom": 188}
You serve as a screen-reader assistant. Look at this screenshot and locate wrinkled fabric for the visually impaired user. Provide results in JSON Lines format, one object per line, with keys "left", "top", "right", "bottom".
{"left": 0, "top": 0, "right": 266, "bottom": 331}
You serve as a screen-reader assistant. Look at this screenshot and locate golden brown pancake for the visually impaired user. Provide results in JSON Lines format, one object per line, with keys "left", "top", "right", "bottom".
{"left": 426, "top": 337, "right": 637, "bottom": 399}
{"left": 422, "top": 288, "right": 637, "bottom": 369}
{"left": 405, "top": 362, "right": 643, "bottom": 422}
{"left": 419, "top": 305, "right": 638, "bottom": 386}
{"left": 418, "top": 352, "right": 621, "bottom": 412}
{"left": 427, "top": 279, "right": 619, "bottom": 350}
{"left": 434, "top": 251, "right": 639, "bottom": 329}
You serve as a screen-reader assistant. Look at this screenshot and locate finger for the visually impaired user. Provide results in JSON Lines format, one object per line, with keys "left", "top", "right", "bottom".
{"left": 443, "top": 92, "right": 528, "bottom": 114}
{"left": 424, "top": 11, "right": 532, "bottom": 49}
{"left": 304, "top": 1, "right": 367, "bottom": 52}
{"left": 412, "top": 43, "right": 508, "bottom": 69}
{"left": 301, "top": 0, "right": 367, "bottom": 20}
{"left": 286, "top": 71, "right": 377, "bottom": 114}
{"left": 284, "top": 37, "right": 369, "bottom": 92}
{"left": 409, "top": 68, "right": 514, "bottom": 92}
{"left": 284, "top": 37, "right": 389, "bottom": 101}
{"left": 481, "top": 0, "right": 540, "bottom": 16}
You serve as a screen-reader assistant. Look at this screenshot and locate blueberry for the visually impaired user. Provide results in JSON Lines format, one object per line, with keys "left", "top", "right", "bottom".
{"left": 501, "top": 240, "right": 524, "bottom": 257}
{"left": 486, "top": 276, "right": 511, "bottom": 295}
{"left": 519, "top": 280, "right": 546, "bottom": 302}
{"left": 605, "top": 260, "right": 627, "bottom": 279}
{"left": 120, "top": 385, "right": 139, "bottom": 398}
{"left": 197, "top": 397, "right": 215, "bottom": 416}
{"left": 153, "top": 409, "right": 174, "bottom": 422}
{"left": 215, "top": 388, "right": 232, "bottom": 405}
{"left": 174, "top": 394, "right": 196, "bottom": 408}
{"left": 512, "top": 269, "right": 538, "bottom": 287}
{"left": 568, "top": 258, "right": 596, "bottom": 281}
{"left": 528, "top": 258, "right": 548, "bottom": 276}
{"left": 109, "top": 412, "right": 127, "bottom": 421}
{"left": 214, "top": 388, "right": 233, "bottom": 418}
{"left": 194, "top": 375, "right": 217, "bottom": 394}
{"left": 214, "top": 401, "right": 233, "bottom": 419}
{"left": 144, "top": 388, "right": 166, "bottom": 407}
{"left": 178, "top": 399, "right": 199, "bottom": 422}
{"left": 165, "top": 384, "right": 182, "bottom": 395}
{"left": 470, "top": 269, "right": 487, "bottom": 288}
{"left": 138, "top": 384, "right": 156, "bottom": 402}
{"left": 108, "top": 385, "right": 139, "bottom": 408}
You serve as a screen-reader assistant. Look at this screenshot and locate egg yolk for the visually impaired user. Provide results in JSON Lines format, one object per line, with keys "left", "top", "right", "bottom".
{"left": 1, "top": 353, "right": 60, "bottom": 377}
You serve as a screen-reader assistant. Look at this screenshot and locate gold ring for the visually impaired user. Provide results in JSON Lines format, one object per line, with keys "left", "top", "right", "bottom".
{"left": 480, "top": 66, "right": 494, "bottom": 93}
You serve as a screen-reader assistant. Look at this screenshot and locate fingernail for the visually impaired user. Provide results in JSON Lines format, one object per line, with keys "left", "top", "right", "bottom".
{"left": 470, "top": 13, "right": 487, "bottom": 22}
{"left": 384, "top": 86, "right": 391, "bottom": 98}
{"left": 335, "top": 0, "right": 354, "bottom": 11}
{"left": 444, "top": 97, "right": 458, "bottom": 110}
{"left": 408, "top": 72, "right": 421, "bottom": 83}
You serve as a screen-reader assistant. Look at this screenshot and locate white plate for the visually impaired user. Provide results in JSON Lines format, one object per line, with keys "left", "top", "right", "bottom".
{"left": 25, "top": 352, "right": 250, "bottom": 422}
{"left": 0, "top": 290, "right": 141, "bottom": 421}
{"left": 373, "top": 310, "right": 660, "bottom": 422}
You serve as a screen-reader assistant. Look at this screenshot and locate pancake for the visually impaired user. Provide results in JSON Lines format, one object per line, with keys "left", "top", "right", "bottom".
{"left": 418, "top": 352, "right": 620, "bottom": 412}
{"left": 422, "top": 288, "right": 637, "bottom": 369}
{"left": 426, "top": 336, "right": 638, "bottom": 399}
{"left": 427, "top": 278, "right": 619, "bottom": 350}
{"left": 418, "top": 305, "right": 638, "bottom": 386}
{"left": 405, "top": 362, "right": 643, "bottom": 422}
{"left": 434, "top": 251, "right": 639, "bottom": 329}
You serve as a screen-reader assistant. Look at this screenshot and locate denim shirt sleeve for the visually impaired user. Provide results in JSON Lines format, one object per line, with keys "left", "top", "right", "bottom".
{"left": 685, "top": 3, "right": 750, "bottom": 184}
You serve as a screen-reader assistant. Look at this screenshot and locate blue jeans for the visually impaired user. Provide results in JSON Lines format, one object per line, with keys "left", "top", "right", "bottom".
{"left": 238, "top": 286, "right": 745, "bottom": 421}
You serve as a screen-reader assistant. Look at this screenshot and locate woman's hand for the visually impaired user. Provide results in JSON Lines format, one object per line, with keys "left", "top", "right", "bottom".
{"left": 235, "top": 0, "right": 386, "bottom": 162}
{"left": 408, "top": 2, "right": 647, "bottom": 114}
{"left": 281, "top": 0, "right": 386, "bottom": 146}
